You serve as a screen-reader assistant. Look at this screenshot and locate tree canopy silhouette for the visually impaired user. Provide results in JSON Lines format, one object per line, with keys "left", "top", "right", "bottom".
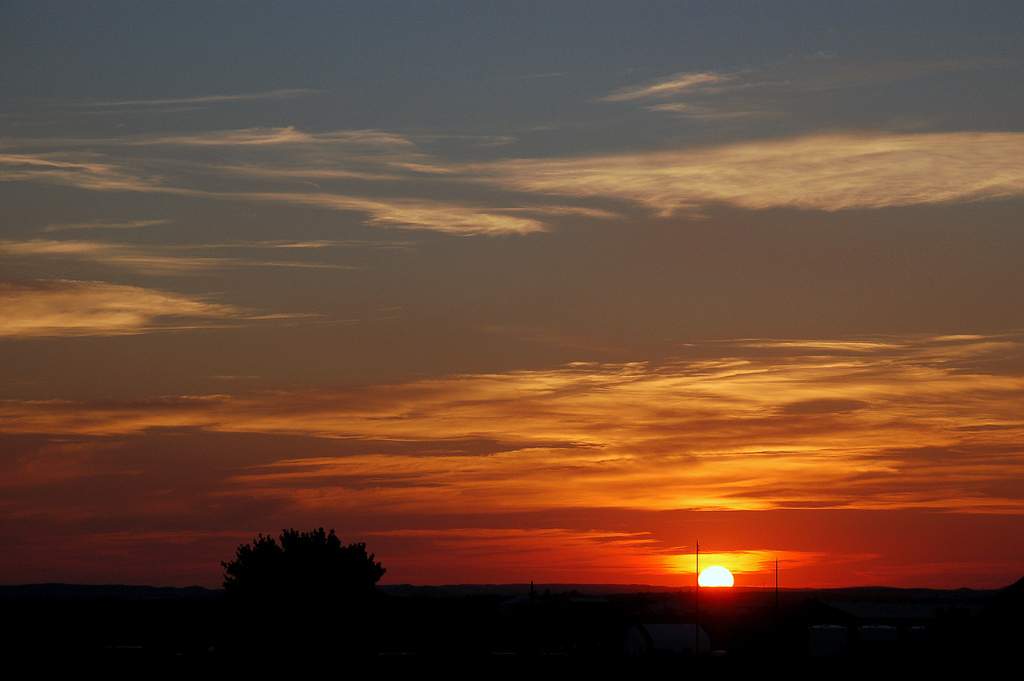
{"left": 221, "top": 527, "right": 385, "bottom": 602}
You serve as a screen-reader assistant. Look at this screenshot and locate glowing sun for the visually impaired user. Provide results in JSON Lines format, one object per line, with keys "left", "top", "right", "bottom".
{"left": 698, "top": 565, "right": 734, "bottom": 587}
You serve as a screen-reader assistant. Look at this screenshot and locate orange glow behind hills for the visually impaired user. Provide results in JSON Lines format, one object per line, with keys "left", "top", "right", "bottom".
{"left": 2, "top": 334, "right": 1024, "bottom": 587}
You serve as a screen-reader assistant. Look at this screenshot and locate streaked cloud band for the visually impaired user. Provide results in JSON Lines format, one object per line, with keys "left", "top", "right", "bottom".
{"left": 0, "top": 280, "right": 239, "bottom": 337}
{"left": 478, "top": 131, "right": 1024, "bottom": 215}
{"left": 603, "top": 71, "right": 729, "bottom": 102}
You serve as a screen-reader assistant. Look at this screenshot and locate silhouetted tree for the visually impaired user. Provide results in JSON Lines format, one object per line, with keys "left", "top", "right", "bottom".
{"left": 222, "top": 528, "right": 385, "bottom": 602}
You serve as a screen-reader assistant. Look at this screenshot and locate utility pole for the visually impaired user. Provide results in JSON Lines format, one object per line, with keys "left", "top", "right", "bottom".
{"left": 775, "top": 558, "right": 779, "bottom": 612}
{"left": 694, "top": 540, "right": 700, "bottom": 656}
{"left": 774, "top": 557, "right": 781, "bottom": 653}
{"left": 775, "top": 558, "right": 780, "bottom": 641}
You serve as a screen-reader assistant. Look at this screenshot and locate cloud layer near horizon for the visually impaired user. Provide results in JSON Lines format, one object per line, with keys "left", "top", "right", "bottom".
{"left": 3, "top": 333, "right": 1023, "bottom": 586}
{"left": 4, "top": 333, "right": 1022, "bottom": 512}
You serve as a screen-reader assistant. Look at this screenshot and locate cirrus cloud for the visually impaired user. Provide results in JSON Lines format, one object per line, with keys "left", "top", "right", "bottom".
{"left": 602, "top": 71, "right": 730, "bottom": 102}
{"left": 0, "top": 239, "right": 356, "bottom": 274}
{"left": 0, "top": 279, "right": 298, "bottom": 338}
{"left": 0, "top": 152, "right": 544, "bottom": 236}
{"left": 476, "top": 131, "right": 1024, "bottom": 215}
{"left": 73, "top": 88, "right": 322, "bottom": 108}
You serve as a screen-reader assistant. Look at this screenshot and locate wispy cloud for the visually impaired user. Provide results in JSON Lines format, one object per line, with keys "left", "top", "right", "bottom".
{"left": 644, "top": 102, "right": 774, "bottom": 120}
{"left": 74, "top": 88, "right": 322, "bottom": 108}
{"left": 191, "top": 239, "right": 414, "bottom": 251}
{"left": 11, "top": 129, "right": 1024, "bottom": 233}
{"left": 0, "top": 239, "right": 355, "bottom": 274}
{"left": 214, "top": 192, "right": 546, "bottom": 235}
{"left": 0, "top": 129, "right": 570, "bottom": 236}
{"left": 69, "top": 193, "right": 537, "bottom": 238}
{"left": 0, "top": 240, "right": 221, "bottom": 274}
{"left": 1, "top": 127, "right": 415, "bottom": 150}
{"left": 491, "top": 205, "right": 618, "bottom": 220}
{"left": 212, "top": 164, "right": 400, "bottom": 182}
{"left": 130, "top": 127, "right": 415, "bottom": 148}
{"left": 0, "top": 153, "right": 166, "bottom": 193}
{"left": 602, "top": 71, "right": 730, "bottom": 102}
{"left": 738, "top": 339, "right": 904, "bottom": 353}
{"left": 42, "top": 219, "right": 170, "bottom": 233}
{"left": 515, "top": 71, "right": 569, "bottom": 80}
{"left": 0, "top": 152, "right": 542, "bottom": 235}
{"left": 0, "top": 279, "right": 241, "bottom": 337}
{"left": 604, "top": 57, "right": 1010, "bottom": 121}
{"left": 476, "top": 131, "right": 1024, "bottom": 215}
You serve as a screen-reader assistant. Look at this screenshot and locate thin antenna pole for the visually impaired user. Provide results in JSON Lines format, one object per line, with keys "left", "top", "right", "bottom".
{"left": 775, "top": 558, "right": 780, "bottom": 637}
{"left": 695, "top": 540, "right": 700, "bottom": 656}
{"left": 775, "top": 558, "right": 779, "bottom": 611}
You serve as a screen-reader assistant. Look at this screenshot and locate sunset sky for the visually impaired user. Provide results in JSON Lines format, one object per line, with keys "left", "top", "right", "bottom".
{"left": 3, "top": 1, "right": 1024, "bottom": 589}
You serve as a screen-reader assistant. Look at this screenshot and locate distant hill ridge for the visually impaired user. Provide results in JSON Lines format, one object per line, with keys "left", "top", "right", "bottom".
{"left": 1, "top": 580, "right": 1015, "bottom": 602}
{"left": 0, "top": 583, "right": 221, "bottom": 601}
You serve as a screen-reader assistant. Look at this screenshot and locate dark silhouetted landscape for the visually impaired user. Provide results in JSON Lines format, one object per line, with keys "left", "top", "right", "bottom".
{"left": 3, "top": 528, "right": 1022, "bottom": 662}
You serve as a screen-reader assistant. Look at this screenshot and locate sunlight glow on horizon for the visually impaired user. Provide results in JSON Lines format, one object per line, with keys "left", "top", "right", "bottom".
{"left": 698, "top": 565, "right": 735, "bottom": 588}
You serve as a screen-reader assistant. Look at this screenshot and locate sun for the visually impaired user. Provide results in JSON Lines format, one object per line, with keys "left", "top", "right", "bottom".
{"left": 698, "top": 565, "right": 734, "bottom": 588}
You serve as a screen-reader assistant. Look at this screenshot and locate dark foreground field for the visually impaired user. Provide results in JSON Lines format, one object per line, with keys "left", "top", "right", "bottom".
{"left": 2, "top": 579, "right": 1021, "bottom": 661}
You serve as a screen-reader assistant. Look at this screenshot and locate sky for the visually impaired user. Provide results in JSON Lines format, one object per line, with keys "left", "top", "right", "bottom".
{"left": 2, "top": 1, "right": 1023, "bottom": 589}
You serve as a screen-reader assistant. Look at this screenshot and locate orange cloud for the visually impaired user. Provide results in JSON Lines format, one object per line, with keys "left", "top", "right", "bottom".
{"left": 3, "top": 334, "right": 1022, "bottom": 512}
{"left": 366, "top": 528, "right": 665, "bottom": 583}
{"left": 3, "top": 335, "right": 1023, "bottom": 587}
